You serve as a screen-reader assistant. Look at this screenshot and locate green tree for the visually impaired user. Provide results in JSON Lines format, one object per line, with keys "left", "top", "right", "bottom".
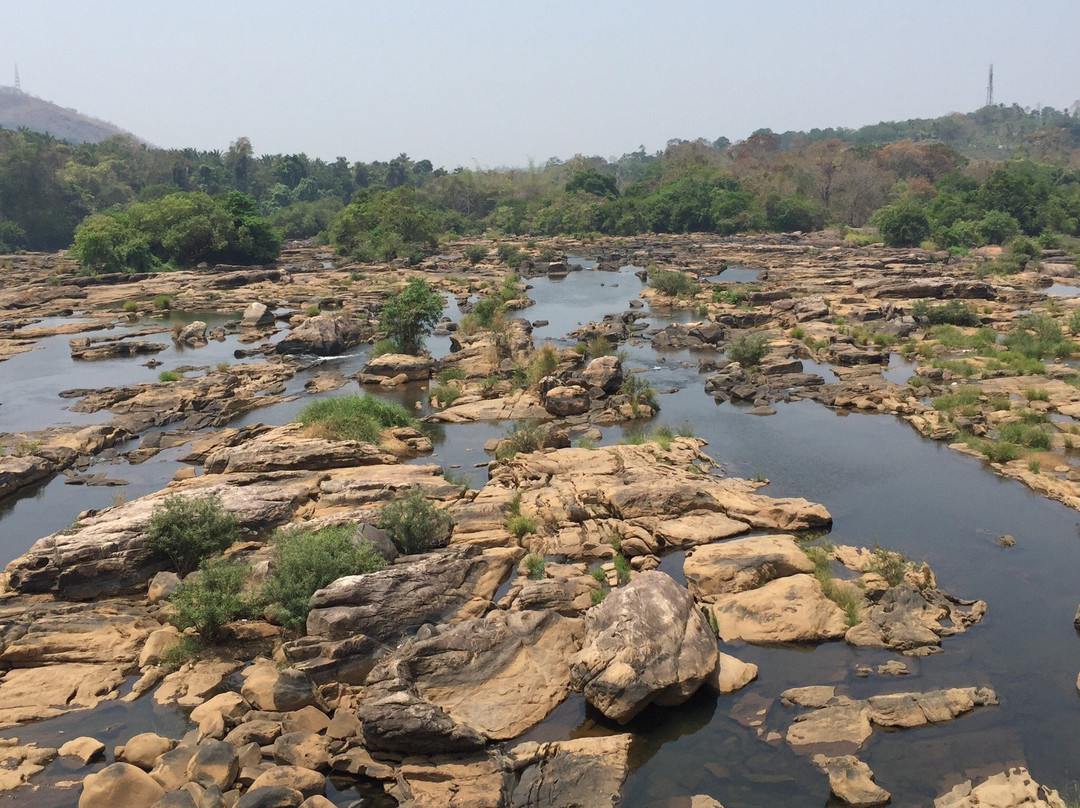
{"left": 872, "top": 201, "right": 930, "bottom": 247}
{"left": 329, "top": 187, "right": 438, "bottom": 262}
{"left": 378, "top": 276, "right": 444, "bottom": 354}
{"left": 565, "top": 167, "right": 619, "bottom": 198}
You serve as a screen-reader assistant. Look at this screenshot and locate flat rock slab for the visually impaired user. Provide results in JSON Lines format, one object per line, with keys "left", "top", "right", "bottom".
{"left": 0, "top": 663, "right": 126, "bottom": 727}
{"left": 934, "top": 767, "right": 1067, "bottom": 808}
{"left": 407, "top": 610, "right": 582, "bottom": 740}
{"left": 509, "top": 733, "right": 633, "bottom": 808}
{"left": 684, "top": 534, "right": 815, "bottom": 600}
{"left": 707, "top": 574, "right": 849, "bottom": 644}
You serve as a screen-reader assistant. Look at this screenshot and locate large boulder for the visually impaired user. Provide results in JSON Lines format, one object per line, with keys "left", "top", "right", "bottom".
{"left": 581, "top": 355, "right": 623, "bottom": 394}
{"left": 306, "top": 546, "right": 515, "bottom": 643}
{"left": 542, "top": 385, "right": 592, "bottom": 417}
{"left": 568, "top": 571, "right": 717, "bottom": 723}
{"left": 707, "top": 574, "right": 849, "bottom": 644}
{"left": 369, "top": 610, "right": 582, "bottom": 741}
{"left": 275, "top": 314, "right": 361, "bottom": 356}
{"left": 683, "top": 534, "right": 814, "bottom": 599}
{"left": 360, "top": 353, "right": 433, "bottom": 382}
{"left": 508, "top": 734, "right": 633, "bottom": 808}
{"left": 79, "top": 762, "right": 165, "bottom": 808}
{"left": 242, "top": 302, "right": 276, "bottom": 328}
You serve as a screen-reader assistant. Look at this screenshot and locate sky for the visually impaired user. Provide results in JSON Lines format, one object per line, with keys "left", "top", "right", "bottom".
{"left": 3, "top": 0, "right": 1079, "bottom": 169}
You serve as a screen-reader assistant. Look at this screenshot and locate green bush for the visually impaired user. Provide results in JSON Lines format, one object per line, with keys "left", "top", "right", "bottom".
{"left": 169, "top": 557, "right": 256, "bottom": 641}
{"left": 620, "top": 373, "right": 659, "bottom": 414}
{"left": 507, "top": 513, "right": 538, "bottom": 539}
{"left": 431, "top": 384, "right": 461, "bottom": 406}
{"left": 464, "top": 244, "right": 488, "bottom": 264}
{"left": 497, "top": 243, "right": 525, "bottom": 268}
{"left": 1069, "top": 309, "right": 1080, "bottom": 337}
{"left": 436, "top": 366, "right": 466, "bottom": 384}
{"left": 649, "top": 269, "right": 696, "bottom": 297}
{"left": 911, "top": 299, "right": 980, "bottom": 327}
{"left": 1003, "top": 314, "right": 1073, "bottom": 359}
{"left": 378, "top": 276, "right": 444, "bottom": 355}
{"left": 496, "top": 421, "right": 547, "bottom": 460}
{"left": 329, "top": 187, "right": 438, "bottom": 263}
{"left": 867, "top": 546, "right": 910, "bottom": 587}
{"left": 262, "top": 524, "right": 386, "bottom": 629}
{"left": 613, "top": 553, "right": 631, "bottom": 584}
{"left": 295, "top": 393, "right": 414, "bottom": 443}
{"left": 523, "top": 552, "right": 546, "bottom": 579}
{"left": 158, "top": 370, "right": 181, "bottom": 382}
{"left": 727, "top": 332, "right": 770, "bottom": 366}
{"left": 153, "top": 294, "right": 171, "bottom": 310}
{"left": 377, "top": 488, "right": 454, "bottom": 554}
{"left": 871, "top": 201, "right": 930, "bottom": 247}
{"left": 147, "top": 494, "right": 241, "bottom": 576}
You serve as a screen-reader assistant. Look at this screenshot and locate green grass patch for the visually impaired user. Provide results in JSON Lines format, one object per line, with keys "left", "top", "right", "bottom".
{"left": 295, "top": 394, "right": 414, "bottom": 443}
{"left": 377, "top": 488, "right": 454, "bottom": 554}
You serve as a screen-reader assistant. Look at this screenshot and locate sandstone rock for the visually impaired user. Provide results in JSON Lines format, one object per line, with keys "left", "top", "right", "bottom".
{"left": 581, "top": 355, "right": 623, "bottom": 394}
{"left": 299, "top": 797, "right": 336, "bottom": 808}
{"left": 224, "top": 719, "right": 282, "bottom": 747}
{"left": 79, "top": 762, "right": 165, "bottom": 808}
{"left": 273, "top": 732, "right": 330, "bottom": 771}
{"left": 235, "top": 785, "right": 305, "bottom": 808}
{"left": 391, "top": 752, "right": 508, "bottom": 808}
{"left": 282, "top": 705, "right": 331, "bottom": 735}
{"left": 360, "top": 353, "right": 433, "bottom": 381}
{"left": 786, "top": 701, "right": 873, "bottom": 756}
{"left": 190, "top": 692, "right": 251, "bottom": 728}
{"left": 707, "top": 574, "right": 848, "bottom": 644}
{"left": 543, "top": 385, "right": 591, "bottom": 416}
{"left": 248, "top": 766, "right": 325, "bottom": 799}
{"left": 240, "top": 663, "right": 319, "bottom": 713}
{"left": 202, "top": 426, "right": 395, "bottom": 474}
{"left": 149, "top": 745, "right": 198, "bottom": 791}
{"left": 0, "top": 741, "right": 57, "bottom": 791}
{"left": 147, "top": 571, "right": 181, "bottom": 603}
{"left": 0, "top": 663, "right": 125, "bottom": 727}
{"left": 117, "top": 732, "right": 176, "bottom": 770}
{"left": 139, "top": 625, "right": 183, "bottom": 668}
{"left": 152, "top": 789, "right": 200, "bottom": 808}
{"left": 684, "top": 534, "right": 814, "bottom": 599}
{"left": 329, "top": 747, "right": 395, "bottom": 780}
{"left": 569, "top": 571, "right": 717, "bottom": 723}
{"left": 59, "top": 737, "right": 106, "bottom": 765}
{"left": 690, "top": 798, "right": 726, "bottom": 808}
{"left": 652, "top": 512, "right": 751, "bottom": 548}
{"left": 177, "top": 321, "right": 207, "bottom": 346}
{"left": 275, "top": 314, "right": 360, "bottom": 356}
{"left": 306, "top": 545, "right": 514, "bottom": 643}
{"left": 0, "top": 454, "right": 56, "bottom": 500}
{"left": 705, "top": 652, "right": 758, "bottom": 695}
{"left": 509, "top": 733, "right": 633, "bottom": 808}
{"left": 154, "top": 661, "right": 241, "bottom": 707}
{"left": 814, "top": 755, "right": 890, "bottom": 806}
{"left": 186, "top": 739, "right": 239, "bottom": 790}
{"left": 369, "top": 610, "right": 581, "bottom": 743}
{"left": 845, "top": 584, "right": 986, "bottom": 655}
{"left": 0, "top": 601, "right": 161, "bottom": 666}
{"left": 934, "top": 767, "right": 1066, "bottom": 808}
{"left": 242, "top": 302, "right": 276, "bottom": 328}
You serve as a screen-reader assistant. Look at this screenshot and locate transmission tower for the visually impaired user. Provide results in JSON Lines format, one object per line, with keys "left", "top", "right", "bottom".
{"left": 986, "top": 64, "right": 993, "bottom": 107}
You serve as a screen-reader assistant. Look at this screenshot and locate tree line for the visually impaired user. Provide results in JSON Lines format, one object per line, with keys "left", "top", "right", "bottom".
{"left": 1, "top": 102, "right": 1079, "bottom": 270}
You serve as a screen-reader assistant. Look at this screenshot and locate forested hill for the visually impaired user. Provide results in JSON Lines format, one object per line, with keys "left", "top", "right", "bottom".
{"left": 763, "top": 103, "right": 1080, "bottom": 160}
{"left": 0, "top": 86, "right": 134, "bottom": 144}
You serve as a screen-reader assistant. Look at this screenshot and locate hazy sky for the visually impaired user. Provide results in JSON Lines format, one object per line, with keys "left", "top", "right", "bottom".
{"left": 3, "top": 1, "right": 1079, "bottom": 168}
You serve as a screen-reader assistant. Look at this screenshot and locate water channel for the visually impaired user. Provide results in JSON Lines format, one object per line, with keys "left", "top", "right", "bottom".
{"left": 3, "top": 261, "right": 1080, "bottom": 806}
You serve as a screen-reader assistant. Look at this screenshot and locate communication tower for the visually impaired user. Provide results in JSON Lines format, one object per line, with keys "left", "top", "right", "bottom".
{"left": 986, "top": 64, "right": 993, "bottom": 107}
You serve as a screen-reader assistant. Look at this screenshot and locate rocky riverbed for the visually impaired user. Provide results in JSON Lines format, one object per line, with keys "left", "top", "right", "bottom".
{"left": 1, "top": 233, "right": 1079, "bottom": 807}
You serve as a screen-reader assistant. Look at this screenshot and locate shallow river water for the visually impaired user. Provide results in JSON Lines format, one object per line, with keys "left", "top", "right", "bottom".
{"left": 3, "top": 262, "right": 1080, "bottom": 806}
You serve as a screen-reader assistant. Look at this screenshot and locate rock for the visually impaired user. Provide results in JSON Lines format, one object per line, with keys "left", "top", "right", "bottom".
{"left": 329, "top": 747, "right": 395, "bottom": 780}
{"left": 542, "top": 385, "right": 592, "bottom": 417}
{"left": 147, "top": 571, "right": 181, "bottom": 603}
{"left": 235, "top": 785, "right": 305, "bottom": 808}
{"left": 186, "top": 739, "right": 239, "bottom": 790}
{"left": 690, "top": 798, "right": 726, "bottom": 808}
{"left": 242, "top": 302, "right": 276, "bottom": 328}
{"left": 79, "top": 762, "right": 166, "bottom": 808}
{"left": 190, "top": 692, "right": 251, "bottom": 728}
{"left": 568, "top": 570, "right": 718, "bottom": 723}
{"left": 391, "top": 752, "right": 507, "bottom": 808}
{"left": 177, "top": 321, "right": 207, "bottom": 346}
{"left": 240, "top": 663, "right": 319, "bottom": 712}
{"left": 306, "top": 545, "right": 514, "bottom": 643}
{"left": 0, "top": 663, "right": 126, "bottom": 727}
{"left": 152, "top": 789, "right": 201, "bottom": 808}
{"left": 508, "top": 733, "right": 633, "bottom": 808}
{"left": 845, "top": 584, "right": 986, "bottom": 654}
{"left": 934, "top": 767, "right": 1066, "bottom": 808}
{"left": 274, "top": 314, "right": 360, "bottom": 356}
{"left": 299, "top": 797, "right": 336, "bottom": 808}
{"left": 581, "top": 355, "right": 623, "bottom": 394}
{"left": 786, "top": 700, "right": 873, "bottom": 756}
{"left": 365, "top": 610, "right": 581, "bottom": 745}
{"left": 272, "top": 731, "right": 330, "bottom": 771}
{"left": 706, "top": 574, "right": 849, "bottom": 643}
{"left": 683, "top": 534, "right": 815, "bottom": 600}
{"left": 360, "top": 353, "right": 433, "bottom": 382}
{"left": 814, "top": 755, "right": 890, "bottom": 807}
{"left": 155, "top": 661, "right": 241, "bottom": 707}
{"left": 70, "top": 337, "right": 168, "bottom": 360}
{"left": 139, "top": 626, "right": 183, "bottom": 668}
{"left": 0, "top": 601, "right": 161, "bottom": 666}
{"left": 149, "top": 745, "right": 198, "bottom": 791}
{"left": 116, "top": 732, "right": 176, "bottom": 771}
{"left": 59, "top": 737, "right": 106, "bottom": 765}
{"left": 248, "top": 766, "right": 325, "bottom": 799}
{"left": 203, "top": 426, "right": 395, "bottom": 474}
{"left": 705, "top": 652, "right": 758, "bottom": 695}
{"left": 224, "top": 719, "right": 282, "bottom": 747}
{"left": 0, "top": 742, "right": 57, "bottom": 791}
{"left": 865, "top": 686, "right": 998, "bottom": 728}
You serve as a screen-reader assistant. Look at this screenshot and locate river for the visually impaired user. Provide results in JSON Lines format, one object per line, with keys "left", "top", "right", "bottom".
{"left": 2, "top": 260, "right": 1080, "bottom": 807}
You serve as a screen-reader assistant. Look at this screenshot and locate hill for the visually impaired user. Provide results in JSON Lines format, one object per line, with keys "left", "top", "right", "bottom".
{"left": 0, "top": 86, "right": 136, "bottom": 144}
